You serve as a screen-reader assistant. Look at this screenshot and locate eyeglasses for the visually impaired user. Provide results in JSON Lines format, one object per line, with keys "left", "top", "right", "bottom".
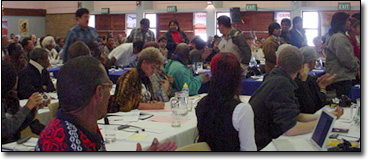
{"left": 101, "top": 80, "right": 114, "bottom": 91}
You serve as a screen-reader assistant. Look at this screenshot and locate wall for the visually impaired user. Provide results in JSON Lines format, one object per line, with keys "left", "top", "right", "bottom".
{"left": 2, "top": 1, "right": 45, "bottom": 9}
{"left": 94, "top": 1, "right": 136, "bottom": 12}
{"left": 2, "top": 16, "right": 45, "bottom": 38}
{"left": 223, "top": 1, "right": 291, "bottom": 9}
{"left": 44, "top": 1, "right": 78, "bottom": 14}
{"left": 46, "top": 14, "right": 76, "bottom": 38}
{"left": 305, "top": 1, "right": 360, "bottom": 7}
{"left": 153, "top": 1, "right": 207, "bottom": 10}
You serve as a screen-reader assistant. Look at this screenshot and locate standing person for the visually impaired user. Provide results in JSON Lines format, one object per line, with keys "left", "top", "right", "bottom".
{"left": 263, "top": 22, "right": 281, "bottom": 74}
{"left": 290, "top": 16, "right": 307, "bottom": 48}
{"left": 62, "top": 8, "right": 98, "bottom": 63}
{"left": 280, "top": 18, "right": 292, "bottom": 44}
{"left": 325, "top": 12, "right": 359, "bottom": 98}
{"left": 164, "top": 20, "right": 190, "bottom": 59}
{"left": 347, "top": 18, "right": 360, "bottom": 62}
{"left": 196, "top": 52, "right": 257, "bottom": 151}
{"left": 36, "top": 56, "right": 176, "bottom": 151}
{"left": 217, "top": 16, "right": 251, "bottom": 72}
{"left": 126, "top": 18, "right": 155, "bottom": 43}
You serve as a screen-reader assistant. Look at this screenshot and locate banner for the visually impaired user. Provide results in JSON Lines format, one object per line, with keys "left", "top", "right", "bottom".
{"left": 19, "top": 19, "right": 29, "bottom": 36}
{"left": 2, "top": 19, "right": 8, "bottom": 35}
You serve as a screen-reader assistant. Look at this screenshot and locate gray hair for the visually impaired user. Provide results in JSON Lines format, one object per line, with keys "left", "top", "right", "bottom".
{"left": 137, "top": 47, "right": 165, "bottom": 67}
{"left": 299, "top": 46, "right": 318, "bottom": 63}
{"left": 277, "top": 45, "right": 304, "bottom": 74}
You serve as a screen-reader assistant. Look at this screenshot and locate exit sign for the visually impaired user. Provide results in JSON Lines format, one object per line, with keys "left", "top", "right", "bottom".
{"left": 167, "top": 6, "right": 177, "bottom": 12}
{"left": 338, "top": 3, "right": 351, "bottom": 10}
{"left": 101, "top": 8, "right": 110, "bottom": 14}
{"left": 246, "top": 4, "right": 257, "bottom": 11}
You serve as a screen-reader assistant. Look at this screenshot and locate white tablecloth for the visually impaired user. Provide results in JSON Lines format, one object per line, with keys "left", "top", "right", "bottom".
{"left": 262, "top": 106, "right": 360, "bottom": 151}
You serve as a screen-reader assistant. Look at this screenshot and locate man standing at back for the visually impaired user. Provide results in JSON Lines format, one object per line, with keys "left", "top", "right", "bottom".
{"left": 126, "top": 18, "right": 155, "bottom": 44}
{"left": 62, "top": 8, "right": 98, "bottom": 63}
{"left": 217, "top": 16, "right": 251, "bottom": 72}
{"left": 290, "top": 16, "right": 307, "bottom": 48}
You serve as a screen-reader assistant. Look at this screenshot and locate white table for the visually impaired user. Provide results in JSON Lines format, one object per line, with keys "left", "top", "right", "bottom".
{"left": 4, "top": 94, "right": 252, "bottom": 151}
{"left": 262, "top": 106, "right": 361, "bottom": 151}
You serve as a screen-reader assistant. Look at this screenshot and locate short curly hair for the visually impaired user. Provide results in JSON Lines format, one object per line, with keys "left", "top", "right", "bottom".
{"left": 137, "top": 47, "right": 165, "bottom": 68}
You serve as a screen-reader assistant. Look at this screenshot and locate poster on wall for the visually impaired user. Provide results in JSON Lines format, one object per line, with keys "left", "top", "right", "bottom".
{"left": 274, "top": 12, "right": 290, "bottom": 26}
{"left": 2, "top": 19, "right": 8, "bottom": 35}
{"left": 18, "top": 19, "right": 29, "bottom": 37}
{"left": 126, "top": 14, "right": 137, "bottom": 28}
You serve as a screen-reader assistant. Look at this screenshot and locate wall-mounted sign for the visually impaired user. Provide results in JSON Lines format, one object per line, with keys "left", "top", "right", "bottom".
{"left": 101, "top": 8, "right": 110, "bottom": 14}
{"left": 2, "top": 19, "right": 8, "bottom": 35}
{"left": 338, "top": 3, "right": 351, "bottom": 10}
{"left": 274, "top": 12, "right": 290, "bottom": 25}
{"left": 246, "top": 4, "right": 257, "bottom": 11}
{"left": 126, "top": 14, "right": 137, "bottom": 28}
{"left": 167, "top": 6, "right": 177, "bottom": 12}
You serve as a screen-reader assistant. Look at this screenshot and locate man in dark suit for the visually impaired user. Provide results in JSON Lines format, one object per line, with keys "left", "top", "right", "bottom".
{"left": 18, "top": 48, "right": 55, "bottom": 99}
{"left": 290, "top": 16, "right": 307, "bottom": 48}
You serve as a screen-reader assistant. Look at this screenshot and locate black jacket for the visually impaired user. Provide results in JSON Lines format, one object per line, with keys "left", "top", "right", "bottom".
{"left": 294, "top": 75, "right": 327, "bottom": 114}
{"left": 289, "top": 28, "right": 306, "bottom": 48}
{"left": 249, "top": 68, "right": 300, "bottom": 150}
{"left": 18, "top": 64, "right": 55, "bottom": 99}
{"left": 164, "top": 30, "right": 189, "bottom": 59}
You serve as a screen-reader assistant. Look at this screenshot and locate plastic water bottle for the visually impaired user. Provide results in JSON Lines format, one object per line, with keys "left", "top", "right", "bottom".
{"left": 182, "top": 83, "right": 189, "bottom": 97}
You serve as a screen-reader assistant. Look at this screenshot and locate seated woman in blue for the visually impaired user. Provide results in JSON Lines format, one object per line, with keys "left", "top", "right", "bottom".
{"left": 195, "top": 52, "right": 257, "bottom": 151}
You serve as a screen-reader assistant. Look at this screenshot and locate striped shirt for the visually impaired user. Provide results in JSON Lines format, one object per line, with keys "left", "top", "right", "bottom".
{"left": 62, "top": 24, "right": 98, "bottom": 63}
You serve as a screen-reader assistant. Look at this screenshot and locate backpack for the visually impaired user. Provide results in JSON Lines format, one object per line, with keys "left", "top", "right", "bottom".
{"left": 230, "top": 30, "right": 252, "bottom": 66}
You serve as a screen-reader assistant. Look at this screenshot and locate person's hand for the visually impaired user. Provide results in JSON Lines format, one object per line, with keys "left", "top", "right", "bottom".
{"left": 136, "top": 138, "right": 176, "bottom": 151}
{"left": 38, "top": 98, "right": 51, "bottom": 109}
{"left": 199, "top": 74, "right": 210, "bottom": 83}
{"left": 298, "top": 63, "right": 309, "bottom": 81}
{"left": 167, "top": 75, "right": 174, "bottom": 84}
{"left": 151, "top": 101, "right": 165, "bottom": 109}
{"left": 317, "top": 73, "right": 337, "bottom": 89}
{"left": 25, "top": 92, "right": 43, "bottom": 110}
{"left": 330, "top": 106, "right": 344, "bottom": 119}
{"left": 162, "top": 79, "right": 171, "bottom": 92}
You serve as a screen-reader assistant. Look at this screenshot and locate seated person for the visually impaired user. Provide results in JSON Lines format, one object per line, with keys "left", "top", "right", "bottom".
{"left": 68, "top": 41, "right": 91, "bottom": 60}
{"left": 158, "top": 36, "right": 169, "bottom": 60}
{"left": 108, "top": 41, "right": 144, "bottom": 68}
{"left": 204, "top": 36, "right": 221, "bottom": 63}
{"left": 141, "top": 41, "right": 172, "bottom": 102}
{"left": 295, "top": 47, "right": 337, "bottom": 114}
{"left": 164, "top": 43, "right": 210, "bottom": 96}
{"left": 111, "top": 47, "right": 166, "bottom": 112}
{"left": 196, "top": 52, "right": 257, "bottom": 151}
{"left": 2, "top": 61, "right": 47, "bottom": 144}
{"left": 42, "top": 36, "right": 61, "bottom": 65}
{"left": 18, "top": 48, "right": 56, "bottom": 99}
{"left": 188, "top": 38, "right": 212, "bottom": 64}
{"left": 36, "top": 56, "right": 176, "bottom": 151}
{"left": 249, "top": 45, "right": 343, "bottom": 150}
{"left": 2, "top": 43, "right": 27, "bottom": 74}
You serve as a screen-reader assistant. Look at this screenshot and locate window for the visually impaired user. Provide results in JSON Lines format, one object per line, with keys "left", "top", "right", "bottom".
{"left": 194, "top": 12, "right": 207, "bottom": 41}
{"left": 145, "top": 13, "right": 157, "bottom": 37}
{"left": 303, "top": 12, "right": 319, "bottom": 46}
{"left": 216, "top": 12, "right": 230, "bottom": 36}
{"left": 88, "top": 15, "right": 95, "bottom": 28}
{"left": 126, "top": 14, "right": 137, "bottom": 37}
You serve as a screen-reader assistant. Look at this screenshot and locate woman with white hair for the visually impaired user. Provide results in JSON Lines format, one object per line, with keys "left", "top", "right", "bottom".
{"left": 42, "top": 36, "right": 61, "bottom": 65}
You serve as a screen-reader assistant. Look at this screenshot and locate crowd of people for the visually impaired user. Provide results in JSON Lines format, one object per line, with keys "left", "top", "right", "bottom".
{"left": 1, "top": 7, "right": 360, "bottom": 151}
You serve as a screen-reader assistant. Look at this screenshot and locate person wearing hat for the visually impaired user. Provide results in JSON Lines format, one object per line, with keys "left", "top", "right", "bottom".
{"left": 294, "top": 47, "right": 337, "bottom": 114}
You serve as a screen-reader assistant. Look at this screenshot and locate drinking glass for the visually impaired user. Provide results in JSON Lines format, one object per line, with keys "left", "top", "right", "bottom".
{"left": 196, "top": 62, "right": 203, "bottom": 72}
{"left": 103, "top": 125, "right": 117, "bottom": 144}
{"left": 170, "top": 91, "right": 189, "bottom": 127}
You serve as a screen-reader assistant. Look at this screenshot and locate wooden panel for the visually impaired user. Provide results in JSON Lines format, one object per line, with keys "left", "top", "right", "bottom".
{"left": 110, "top": 15, "right": 125, "bottom": 30}
{"left": 95, "top": 15, "right": 111, "bottom": 31}
{"left": 3, "top": 8, "right": 46, "bottom": 16}
{"left": 238, "top": 11, "right": 274, "bottom": 32}
{"left": 320, "top": 11, "right": 360, "bottom": 26}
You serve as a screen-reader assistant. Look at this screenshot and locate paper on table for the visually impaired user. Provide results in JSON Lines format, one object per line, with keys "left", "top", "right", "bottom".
{"left": 149, "top": 115, "right": 190, "bottom": 124}
{"left": 126, "top": 133, "right": 148, "bottom": 141}
{"left": 129, "top": 121, "right": 171, "bottom": 134}
{"left": 141, "top": 108, "right": 172, "bottom": 112}
{"left": 107, "top": 111, "right": 140, "bottom": 122}
{"left": 23, "top": 137, "right": 39, "bottom": 147}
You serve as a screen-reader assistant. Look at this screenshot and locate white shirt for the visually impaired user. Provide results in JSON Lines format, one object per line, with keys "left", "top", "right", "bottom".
{"left": 29, "top": 59, "right": 44, "bottom": 75}
{"left": 108, "top": 43, "right": 134, "bottom": 67}
{"left": 232, "top": 102, "right": 257, "bottom": 151}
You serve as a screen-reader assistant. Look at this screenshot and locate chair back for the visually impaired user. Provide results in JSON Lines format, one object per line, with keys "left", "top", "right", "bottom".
{"left": 175, "top": 142, "right": 211, "bottom": 151}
